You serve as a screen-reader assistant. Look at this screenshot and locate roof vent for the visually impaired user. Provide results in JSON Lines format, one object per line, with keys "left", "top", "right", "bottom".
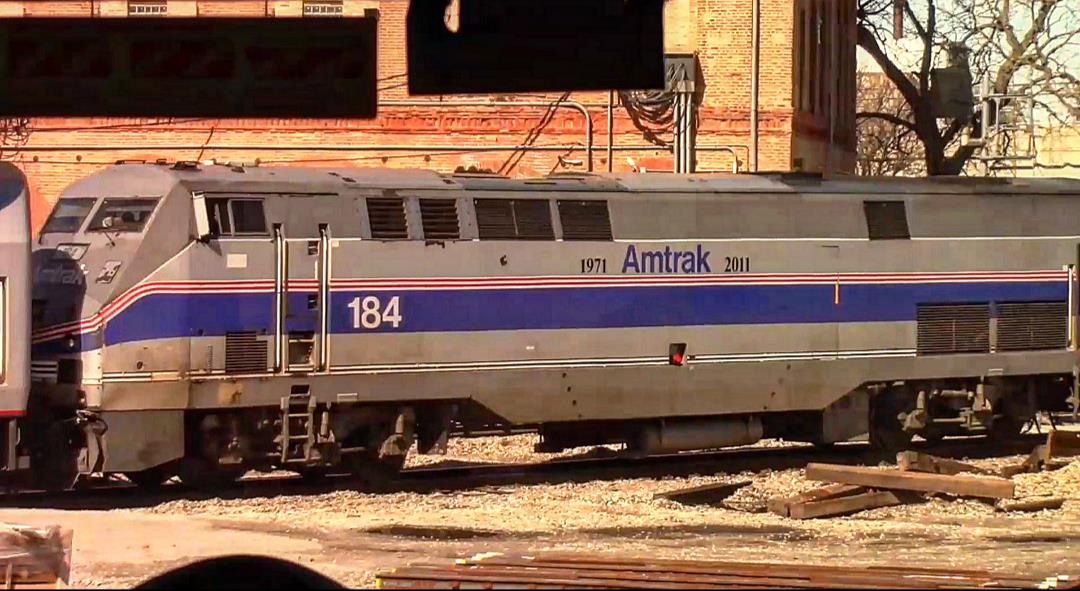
{"left": 115, "top": 159, "right": 146, "bottom": 165}
{"left": 172, "top": 161, "right": 201, "bottom": 171}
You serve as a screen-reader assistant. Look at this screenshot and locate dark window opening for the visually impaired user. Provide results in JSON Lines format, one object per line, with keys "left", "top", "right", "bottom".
{"left": 206, "top": 198, "right": 266, "bottom": 236}
{"left": 288, "top": 332, "right": 316, "bottom": 367}
{"left": 419, "top": 198, "right": 460, "bottom": 240}
{"left": 57, "top": 358, "right": 81, "bottom": 384}
{"left": 87, "top": 198, "right": 159, "bottom": 233}
{"left": 475, "top": 199, "right": 554, "bottom": 240}
{"left": 41, "top": 198, "right": 96, "bottom": 234}
{"left": 128, "top": 0, "right": 167, "bottom": 16}
{"left": 303, "top": 0, "right": 343, "bottom": 16}
{"left": 558, "top": 200, "right": 612, "bottom": 240}
{"left": 864, "top": 200, "right": 910, "bottom": 240}
{"left": 366, "top": 197, "right": 408, "bottom": 239}
{"left": 231, "top": 199, "right": 266, "bottom": 234}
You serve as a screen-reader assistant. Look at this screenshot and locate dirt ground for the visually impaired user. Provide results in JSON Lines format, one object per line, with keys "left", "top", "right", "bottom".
{"left": 2, "top": 431, "right": 1079, "bottom": 588}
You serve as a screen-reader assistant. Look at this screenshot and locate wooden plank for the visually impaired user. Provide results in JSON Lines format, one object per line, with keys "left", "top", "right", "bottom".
{"left": 895, "top": 451, "right": 996, "bottom": 476}
{"left": 805, "top": 463, "right": 1015, "bottom": 499}
{"left": 996, "top": 497, "right": 1066, "bottom": 513}
{"left": 787, "top": 490, "right": 903, "bottom": 519}
{"left": 464, "top": 554, "right": 1065, "bottom": 589}
{"left": 1046, "top": 430, "right": 1080, "bottom": 459}
{"left": 653, "top": 480, "right": 751, "bottom": 505}
{"left": 766, "top": 484, "right": 864, "bottom": 517}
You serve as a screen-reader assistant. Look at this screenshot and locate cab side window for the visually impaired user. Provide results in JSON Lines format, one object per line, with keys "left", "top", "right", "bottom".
{"left": 207, "top": 198, "right": 267, "bottom": 237}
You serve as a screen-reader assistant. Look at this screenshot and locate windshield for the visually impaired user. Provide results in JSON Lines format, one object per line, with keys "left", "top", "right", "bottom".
{"left": 40, "top": 198, "right": 96, "bottom": 234}
{"left": 86, "top": 198, "right": 160, "bottom": 233}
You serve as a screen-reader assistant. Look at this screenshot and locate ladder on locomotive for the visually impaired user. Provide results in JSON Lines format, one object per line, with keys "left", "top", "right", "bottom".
{"left": 280, "top": 386, "right": 316, "bottom": 463}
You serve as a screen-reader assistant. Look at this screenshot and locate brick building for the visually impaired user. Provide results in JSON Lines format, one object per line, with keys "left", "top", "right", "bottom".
{"left": 2, "top": 0, "right": 857, "bottom": 231}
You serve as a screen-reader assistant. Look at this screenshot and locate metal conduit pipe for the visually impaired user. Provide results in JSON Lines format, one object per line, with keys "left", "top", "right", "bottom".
{"left": 750, "top": 0, "right": 761, "bottom": 172}
{"left": 607, "top": 91, "right": 615, "bottom": 173}
{"left": 21, "top": 144, "right": 749, "bottom": 171}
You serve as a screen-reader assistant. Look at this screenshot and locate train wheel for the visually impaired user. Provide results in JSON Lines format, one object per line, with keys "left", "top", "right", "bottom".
{"left": 125, "top": 466, "right": 171, "bottom": 488}
{"left": 30, "top": 422, "right": 81, "bottom": 492}
{"left": 919, "top": 433, "right": 946, "bottom": 446}
{"left": 346, "top": 453, "right": 406, "bottom": 491}
{"left": 987, "top": 415, "right": 1025, "bottom": 443}
{"left": 178, "top": 458, "right": 244, "bottom": 489}
{"left": 869, "top": 388, "right": 915, "bottom": 452}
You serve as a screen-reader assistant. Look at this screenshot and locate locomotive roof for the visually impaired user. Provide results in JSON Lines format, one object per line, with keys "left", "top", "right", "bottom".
{"left": 60, "top": 162, "right": 1080, "bottom": 197}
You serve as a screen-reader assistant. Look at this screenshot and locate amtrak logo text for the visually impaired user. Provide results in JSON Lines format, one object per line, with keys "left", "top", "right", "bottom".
{"left": 621, "top": 245, "right": 712, "bottom": 274}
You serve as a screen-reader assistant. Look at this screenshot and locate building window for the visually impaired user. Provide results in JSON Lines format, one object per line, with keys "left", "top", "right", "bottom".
{"left": 128, "top": 0, "right": 167, "bottom": 16}
{"left": 303, "top": 0, "right": 344, "bottom": 16}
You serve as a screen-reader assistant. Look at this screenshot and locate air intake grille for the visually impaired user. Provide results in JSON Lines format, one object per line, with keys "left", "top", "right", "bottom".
{"left": 997, "top": 301, "right": 1067, "bottom": 351}
{"left": 366, "top": 197, "right": 408, "bottom": 239}
{"left": 558, "top": 200, "right": 612, "bottom": 240}
{"left": 916, "top": 303, "right": 990, "bottom": 355}
{"left": 474, "top": 199, "right": 554, "bottom": 240}
{"left": 419, "top": 198, "right": 460, "bottom": 240}
{"left": 225, "top": 331, "right": 268, "bottom": 373}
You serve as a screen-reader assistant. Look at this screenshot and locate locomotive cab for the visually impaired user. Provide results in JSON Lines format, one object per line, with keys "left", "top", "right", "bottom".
{"left": 29, "top": 164, "right": 192, "bottom": 489}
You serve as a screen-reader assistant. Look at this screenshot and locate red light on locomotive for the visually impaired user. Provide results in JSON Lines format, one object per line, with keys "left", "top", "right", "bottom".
{"left": 669, "top": 343, "right": 687, "bottom": 366}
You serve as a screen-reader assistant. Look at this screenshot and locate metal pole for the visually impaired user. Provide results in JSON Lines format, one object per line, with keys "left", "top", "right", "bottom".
{"left": 980, "top": 74, "right": 991, "bottom": 177}
{"left": 750, "top": 0, "right": 760, "bottom": 172}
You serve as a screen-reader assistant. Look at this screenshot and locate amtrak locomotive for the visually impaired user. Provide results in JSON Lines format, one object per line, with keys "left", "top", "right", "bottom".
{"left": 0, "top": 163, "right": 30, "bottom": 483}
{"left": 17, "top": 162, "right": 1080, "bottom": 489}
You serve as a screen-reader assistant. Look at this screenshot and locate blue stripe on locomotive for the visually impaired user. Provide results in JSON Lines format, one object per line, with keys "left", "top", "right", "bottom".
{"left": 32, "top": 280, "right": 1063, "bottom": 353}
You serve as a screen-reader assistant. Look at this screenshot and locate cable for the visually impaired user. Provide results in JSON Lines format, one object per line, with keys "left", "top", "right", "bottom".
{"left": 496, "top": 91, "right": 571, "bottom": 176}
{"left": 14, "top": 143, "right": 585, "bottom": 167}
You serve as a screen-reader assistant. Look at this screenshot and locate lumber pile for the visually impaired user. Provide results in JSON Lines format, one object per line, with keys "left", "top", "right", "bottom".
{"left": 1001, "top": 430, "right": 1080, "bottom": 477}
{"left": 771, "top": 430, "right": 1080, "bottom": 519}
{"left": 375, "top": 552, "right": 1079, "bottom": 589}
{"left": 0, "top": 524, "right": 72, "bottom": 589}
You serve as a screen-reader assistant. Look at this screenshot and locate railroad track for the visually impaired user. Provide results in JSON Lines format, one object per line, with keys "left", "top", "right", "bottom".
{"left": 0, "top": 434, "right": 1046, "bottom": 510}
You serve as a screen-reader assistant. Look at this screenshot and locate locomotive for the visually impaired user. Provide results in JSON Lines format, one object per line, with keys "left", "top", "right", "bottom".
{"left": 0, "top": 163, "right": 30, "bottom": 482}
{"left": 13, "top": 161, "right": 1080, "bottom": 490}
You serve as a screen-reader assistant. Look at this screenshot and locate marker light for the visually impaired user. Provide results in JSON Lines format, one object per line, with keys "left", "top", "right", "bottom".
{"left": 669, "top": 343, "right": 688, "bottom": 366}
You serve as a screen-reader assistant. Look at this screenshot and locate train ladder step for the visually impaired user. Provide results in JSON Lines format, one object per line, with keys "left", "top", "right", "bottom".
{"left": 279, "top": 393, "right": 317, "bottom": 463}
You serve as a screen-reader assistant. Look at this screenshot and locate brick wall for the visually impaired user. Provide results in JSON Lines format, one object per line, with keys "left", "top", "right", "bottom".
{"left": 2, "top": 0, "right": 857, "bottom": 230}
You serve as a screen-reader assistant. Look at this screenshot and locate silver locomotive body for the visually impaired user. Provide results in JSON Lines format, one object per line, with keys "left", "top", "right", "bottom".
{"left": 0, "top": 163, "right": 30, "bottom": 478}
{"left": 28, "top": 163, "right": 1080, "bottom": 487}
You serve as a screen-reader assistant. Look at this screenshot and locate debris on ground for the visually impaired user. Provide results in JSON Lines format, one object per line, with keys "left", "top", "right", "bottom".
{"left": 652, "top": 480, "right": 752, "bottom": 506}
{"left": 375, "top": 552, "right": 1079, "bottom": 590}
{"left": 0, "top": 523, "right": 72, "bottom": 589}
{"left": 895, "top": 450, "right": 998, "bottom": 476}
{"left": 765, "top": 430, "right": 1080, "bottom": 520}
{"left": 1002, "top": 431, "right": 1080, "bottom": 476}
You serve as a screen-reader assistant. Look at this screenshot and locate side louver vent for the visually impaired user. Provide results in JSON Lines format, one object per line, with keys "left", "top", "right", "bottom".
{"left": 366, "top": 197, "right": 408, "bottom": 239}
{"left": 419, "top": 198, "right": 460, "bottom": 240}
{"left": 916, "top": 303, "right": 990, "bottom": 355}
{"left": 997, "top": 301, "right": 1067, "bottom": 351}
{"left": 558, "top": 200, "right": 613, "bottom": 240}
{"left": 225, "top": 331, "right": 268, "bottom": 373}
